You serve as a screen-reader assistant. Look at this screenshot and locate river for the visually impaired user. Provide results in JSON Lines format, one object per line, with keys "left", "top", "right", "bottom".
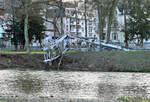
{"left": 0, "top": 70, "right": 149, "bottom": 102}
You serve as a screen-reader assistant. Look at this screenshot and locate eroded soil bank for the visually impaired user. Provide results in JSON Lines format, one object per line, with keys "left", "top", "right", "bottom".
{"left": 62, "top": 51, "right": 150, "bottom": 72}
{"left": 1, "top": 51, "right": 150, "bottom": 71}
{"left": 0, "top": 54, "right": 47, "bottom": 70}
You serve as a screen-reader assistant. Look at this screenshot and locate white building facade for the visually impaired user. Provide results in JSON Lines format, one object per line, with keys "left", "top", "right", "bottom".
{"left": 43, "top": 1, "right": 99, "bottom": 41}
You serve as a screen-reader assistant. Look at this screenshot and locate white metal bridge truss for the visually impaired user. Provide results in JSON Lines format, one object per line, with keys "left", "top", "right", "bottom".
{"left": 43, "top": 34, "right": 129, "bottom": 63}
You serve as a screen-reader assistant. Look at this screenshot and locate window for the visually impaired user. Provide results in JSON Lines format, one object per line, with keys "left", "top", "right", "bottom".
{"left": 70, "top": 26, "right": 75, "bottom": 32}
{"left": 77, "top": 20, "right": 80, "bottom": 24}
{"left": 113, "top": 33, "right": 118, "bottom": 40}
{"left": 71, "top": 11, "right": 75, "bottom": 16}
{"left": 66, "top": 19, "right": 68, "bottom": 23}
{"left": 70, "top": 18, "right": 74, "bottom": 24}
{"left": 89, "top": 33, "right": 92, "bottom": 36}
{"left": 102, "top": 33, "right": 106, "bottom": 40}
{"left": 89, "top": 21, "right": 92, "bottom": 25}
{"left": 66, "top": 25, "right": 68, "bottom": 31}
{"left": 88, "top": 27, "right": 92, "bottom": 33}
{"left": 82, "top": 22, "right": 84, "bottom": 25}
{"left": 82, "top": 27, "right": 84, "bottom": 32}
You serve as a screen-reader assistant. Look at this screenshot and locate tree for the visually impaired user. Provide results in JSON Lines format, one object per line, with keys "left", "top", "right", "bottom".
{"left": 22, "top": 0, "right": 30, "bottom": 52}
{"left": 93, "top": 0, "right": 119, "bottom": 44}
{"left": 5, "top": 18, "right": 24, "bottom": 50}
{"left": 5, "top": 15, "right": 45, "bottom": 50}
{"left": 29, "top": 16, "right": 45, "bottom": 48}
{"left": 41, "top": 0, "right": 66, "bottom": 37}
{"left": 59, "top": 0, "right": 65, "bottom": 35}
{"left": 106, "top": 0, "right": 119, "bottom": 43}
{"left": 84, "top": 0, "right": 88, "bottom": 37}
{"left": 3, "top": 0, "right": 47, "bottom": 51}
{"left": 93, "top": 0, "right": 106, "bottom": 43}
{"left": 120, "top": 0, "right": 129, "bottom": 47}
{"left": 127, "top": 0, "right": 150, "bottom": 47}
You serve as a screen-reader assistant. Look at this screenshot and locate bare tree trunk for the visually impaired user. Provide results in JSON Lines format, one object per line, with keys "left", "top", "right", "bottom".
{"left": 106, "top": 0, "right": 119, "bottom": 43}
{"left": 24, "top": 3, "right": 30, "bottom": 53}
{"left": 106, "top": 16, "right": 112, "bottom": 43}
{"left": 97, "top": 4, "right": 104, "bottom": 44}
{"left": 60, "top": 16, "right": 64, "bottom": 35}
{"left": 53, "top": 18, "right": 56, "bottom": 39}
{"left": 84, "top": 0, "right": 88, "bottom": 37}
{"left": 97, "top": 4, "right": 102, "bottom": 47}
{"left": 124, "top": 8, "right": 128, "bottom": 48}
{"left": 11, "top": 1, "right": 18, "bottom": 50}
{"left": 60, "top": 0, "right": 64, "bottom": 35}
{"left": 53, "top": 20, "right": 61, "bottom": 35}
{"left": 123, "top": 0, "right": 129, "bottom": 48}
{"left": 140, "top": 38, "right": 144, "bottom": 47}
{"left": 75, "top": 5, "right": 78, "bottom": 36}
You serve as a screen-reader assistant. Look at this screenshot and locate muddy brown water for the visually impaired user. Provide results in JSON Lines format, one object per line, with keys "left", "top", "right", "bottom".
{"left": 0, "top": 70, "right": 149, "bottom": 102}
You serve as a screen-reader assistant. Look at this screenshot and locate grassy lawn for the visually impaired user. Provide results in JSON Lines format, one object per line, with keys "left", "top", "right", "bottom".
{"left": 118, "top": 67, "right": 150, "bottom": 72}
{"left": 0, "top": 49, "right": 44, "bottom": 54}
{"left": 0, "top": 49, "right": 77, "bottom": 54}
{"left": 118, "top": 97, "right": 150, "bottom": 102}
{"left": 0, "top": 101, "right": 7, "bottom": 102}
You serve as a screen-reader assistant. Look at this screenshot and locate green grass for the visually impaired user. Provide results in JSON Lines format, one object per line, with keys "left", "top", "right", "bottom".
{"left": 119, "top": 67, "right": 150, "bottom": 72}
{"left": 67, "top": 49, "right": 78, "bottom": 53}
{"left": 118, "top": 97, "right": 150, "bottom": 102}
{"left": 0, "top": 49, "right": 77, "bottom": 55}
{"left": 0, "top": 101, "right": 7, "bottom": 102}
{"left": 0, "top": 49, "right": 44, "bottom": 54}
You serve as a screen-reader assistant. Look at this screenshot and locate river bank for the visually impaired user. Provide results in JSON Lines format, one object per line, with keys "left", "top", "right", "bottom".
{"left": 62, "top": 51, "right": 150, "bottom": 72}
{"left": 0, "top": 53, "right": 47, "bottom": 70}
{"left": 1, "top": 51, "right": 150, "bottom": 72}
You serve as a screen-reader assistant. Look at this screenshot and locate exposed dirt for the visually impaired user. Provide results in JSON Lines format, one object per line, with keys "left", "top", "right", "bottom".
{"left": 0, "top": 54, "right": 47, "bottom": 70}
{"left": 61, "top": 51, "right": 150, "bottom": 71}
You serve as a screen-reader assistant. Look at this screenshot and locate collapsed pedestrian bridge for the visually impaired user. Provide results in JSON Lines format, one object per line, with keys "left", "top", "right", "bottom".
{"left": 43, "top": 34, "right": 129, "bottom": 62}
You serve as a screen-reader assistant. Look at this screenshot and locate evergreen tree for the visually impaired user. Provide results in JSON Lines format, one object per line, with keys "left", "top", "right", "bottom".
{"left": 5, "top": 16, "right": 45, "bottom": 50}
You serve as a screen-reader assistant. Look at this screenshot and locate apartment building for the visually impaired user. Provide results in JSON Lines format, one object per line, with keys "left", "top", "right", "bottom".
{"left": 63, "top": 1, "right": 125, "bottom": 44}
{"left": 64, "top": 7, "right": 98, "bottom": 39}
{"left": 44, "top": 0, "right": 99, "bottom": 40}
